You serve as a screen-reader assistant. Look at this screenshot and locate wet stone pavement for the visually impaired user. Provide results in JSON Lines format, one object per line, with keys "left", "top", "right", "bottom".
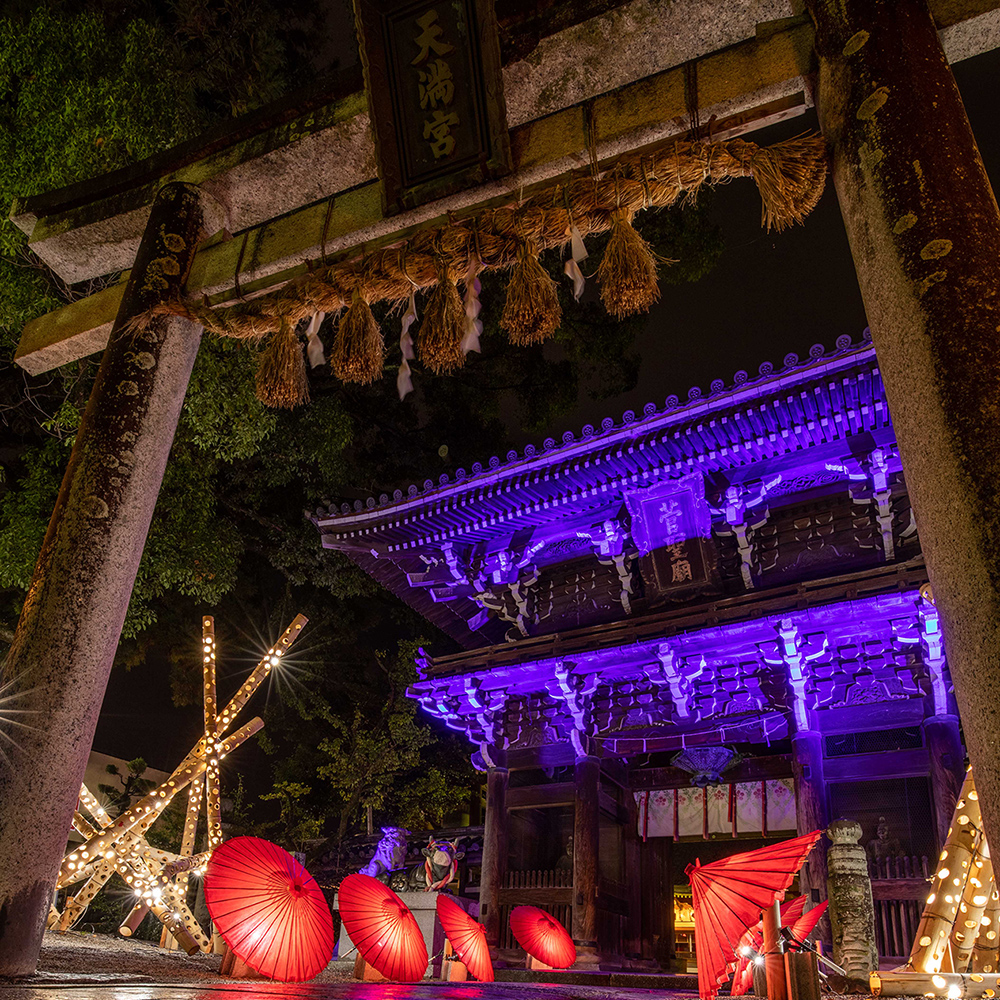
{"left": 0, "top": 980, "right": 696, "bottom": 1000}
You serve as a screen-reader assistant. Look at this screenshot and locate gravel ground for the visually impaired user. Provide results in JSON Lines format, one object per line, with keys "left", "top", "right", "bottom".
{"left": 34, "top": 930, "right": 355, "bottom": 985}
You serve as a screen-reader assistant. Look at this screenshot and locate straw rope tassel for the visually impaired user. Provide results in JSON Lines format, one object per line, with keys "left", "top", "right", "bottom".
{"left": 332, "top": 290, "right": 384, "bottom": 384}
{"left": 121, "top": 135, "right": 827, "bottom": 379}
{"left": 749, "top": 135, "right": 828, "bottom": 232}
{"left": 596, "top": 208, "right": 660, "bottom": 320}
{"left": 255, "top": 317, "right": 310, "bottom": 408}
{"left": 419, "top": 262, "right": 466, "bottom": 374}
{"left": 501, "top": 240, "right": 561, "bottom": 346}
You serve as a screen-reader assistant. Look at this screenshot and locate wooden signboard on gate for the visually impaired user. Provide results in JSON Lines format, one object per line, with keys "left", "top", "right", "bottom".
{"left": 354, "top": 0, "right": 511, "bottom": 214}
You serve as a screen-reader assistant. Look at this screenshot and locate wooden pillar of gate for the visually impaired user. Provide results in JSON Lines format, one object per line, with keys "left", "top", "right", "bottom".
{"left": 803, "top": 0, "right": 1000, "bottom": 855}
{"left": 624, "top": 788, "right": 642, "bottom": 965}
{"left": 481, "top": 765, "right": 509, "bottom": 958}
{"left": 0, "top": 182, "right": 221, "bottom": 977}
{"left": 925, "top": 715, "right": 965, "bottom": 852}
{"left": 792, "top": 730, "right": 830, "bottom": 949}
{"left": 573, "top": 754, "right": 601, "bottom": 966}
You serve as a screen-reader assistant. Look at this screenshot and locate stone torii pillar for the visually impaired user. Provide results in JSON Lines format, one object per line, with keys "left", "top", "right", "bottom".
{"left": 0, "top": 183, "right": 222, "bottom": 976}
{"left": 804, "top": 0, "right": 1000, "bottom": 848}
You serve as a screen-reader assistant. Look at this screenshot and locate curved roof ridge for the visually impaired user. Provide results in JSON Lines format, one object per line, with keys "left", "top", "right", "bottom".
{"left": 311, "top": 328, "right": 875, "bottom": 522}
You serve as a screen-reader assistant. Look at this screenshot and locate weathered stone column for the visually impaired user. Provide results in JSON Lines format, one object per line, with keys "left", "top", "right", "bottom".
{"left": 803, "top": 0, "right": 1000, "bottom": 852}
{"left": 480, "top": 765, "right": 508, "bottom": 957}
{"left": 573, "top": 754, "right": 601, "bottom": 966}
{"left": 924, "top": 715, "right": 965, "bottom": 851}
{"left": 0, "top": 183, "right": 221, "bottom": 977}
{"left": 826, "top": 818, "right": 878, "bottom": 983}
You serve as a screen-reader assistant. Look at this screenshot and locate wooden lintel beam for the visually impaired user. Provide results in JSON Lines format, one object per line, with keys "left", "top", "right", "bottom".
{"left": 506, "top": 782, "right": 575, "bottom": 810}
{"left": 16, "top": 20, "right": 816, "bottom": 375}
{"left": 628, "top": 754, "right": 793, "bottom": 789}
{"left": 15, "top": 0, "right": 1000, "bottom": 375}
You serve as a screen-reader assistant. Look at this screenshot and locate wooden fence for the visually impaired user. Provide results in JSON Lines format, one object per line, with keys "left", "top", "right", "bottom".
{"left": 503, "top": 869, "right": 573, "bottom": 889}
{"left": 869, "top": 855, "right": 930, "bottom": 962}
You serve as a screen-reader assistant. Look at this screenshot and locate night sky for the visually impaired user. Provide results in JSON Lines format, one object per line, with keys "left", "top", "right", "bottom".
{"left": 91, "top": 46, "right": 1000, "bottom": 775}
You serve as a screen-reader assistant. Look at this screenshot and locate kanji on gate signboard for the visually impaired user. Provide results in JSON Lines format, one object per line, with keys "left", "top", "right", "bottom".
{"left": 355, "top": 0, "right": 511, "bottom": 213}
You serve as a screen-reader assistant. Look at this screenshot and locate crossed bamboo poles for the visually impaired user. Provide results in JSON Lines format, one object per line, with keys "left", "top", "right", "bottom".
{"left": 48, "top": 613, "right": 308, "bottom": 952}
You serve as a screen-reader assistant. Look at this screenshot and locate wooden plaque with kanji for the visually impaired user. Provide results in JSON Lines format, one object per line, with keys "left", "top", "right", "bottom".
{"left": 355, "top": 0, "right": 511, "bottom": 213}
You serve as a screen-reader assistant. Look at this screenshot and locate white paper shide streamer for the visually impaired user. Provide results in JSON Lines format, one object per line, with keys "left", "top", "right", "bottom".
{"left": 461, "top": 257, "right": 482, "bottom": 355}
{"left": 397, "top": 288, "right": 418, "bottom": 400}
{"left": 564, "top": 224, "right": 588, "bottom": 301}
{"left": 304, "top": 312, "right": 326, "bottom": 368}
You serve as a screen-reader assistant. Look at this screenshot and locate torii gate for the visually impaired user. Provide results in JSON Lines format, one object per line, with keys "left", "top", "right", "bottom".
{"left": 2, "top": 0, "right": 1000, "bottom": 976}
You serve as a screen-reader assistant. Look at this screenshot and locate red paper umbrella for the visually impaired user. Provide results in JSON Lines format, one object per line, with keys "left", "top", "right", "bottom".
{"left": 436, "top": 894, "right": 494, "bottom": 982}
{"left": 509, "top": 905, "right": 576, "bottom": 968}
{"left": 786, "top": 899, "right": 829, "bottom": 949}
{"left": 204, "top": 836, "right": 334, "bottom": 982}
{"left": 731, "top": 894, "right": 811, "bottom": 995}
{"left": 338, "top": 874, "right": 427, "bottom": 982}
{"left": 687, "top": 830, "right": 822, "bottom": 1000}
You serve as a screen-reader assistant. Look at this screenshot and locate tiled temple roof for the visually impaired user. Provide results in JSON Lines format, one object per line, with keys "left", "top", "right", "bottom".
{"left": 309, "top": 331, "right": 883, "bottom": 550}
{"left": 310, "top": 330, "right": 907, "bottom": 649}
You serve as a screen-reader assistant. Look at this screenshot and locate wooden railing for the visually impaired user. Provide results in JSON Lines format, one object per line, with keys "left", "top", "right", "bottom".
{"left": 498, "top": 869, "right": 573, "bottom": 955}
{"left": 869, "top": 855, "right": 930, "bottom": 961}
{"left": 503, "top": 868, "right": 573, "bottom": 889}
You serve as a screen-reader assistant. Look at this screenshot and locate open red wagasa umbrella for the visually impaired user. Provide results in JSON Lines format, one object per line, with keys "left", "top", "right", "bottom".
{"left": 436, "top": 894, "right": 493, "bottom": 982}
{"left": 730, "top": 894, "right": 810, "bottom": 995}
{"left": 509, "top": 905, "right": 576, "bottom": 968}
{"left": 786, "top": 899, "right": 829, "bottom": 949}
{"left": 687, "top": 829, "right": 822, "bottom": 1000}
{"left": 204, "top": 836, "right": 335, "bottom": 982}
{"left": 338, "top": 873, "right": 428, "bottom": 982}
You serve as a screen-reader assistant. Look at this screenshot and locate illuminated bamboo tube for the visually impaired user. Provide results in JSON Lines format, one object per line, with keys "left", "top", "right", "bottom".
{"left": 215, "top": 614, "right": 308, "bottom": 736}
{"left": 114, "top": 851, "right": 209, "bottom": 953}
{"left": 102, "top": 711, "right": 261, "bottom": 872}
{"left": 871, "top": 971, "right": 1000, "bottom": 997}
{"left": 119, "top": 902, "right": 150, "bottom": 937}
{"left": 203, "top": 615, "right": 217, "bottom": 736}
{"left": 973, "top": 890, "right": 1000, "bottom": 973}
{"left": 202, "top": 613, "right": 224, "bottom": 853}
{"left": 910, "top": 768, "right": 981, "bottom": 973}
{"left": 953, "top": 833, "right": 995, "bottom": 971}
{"left": 156, "top": 851, "right": 212, "bottom": 883}
{"left": 58, "top": 726, "right": 260, "bottom": 884}
{"left": 72, "top": 810, "right": 98, "bottom": 839}
{"left": 46, "top": 905, "right": 60, "bottom": 930}
{"left": 160, "top": 775, "right": 207, "bottom": 950}
{"left": 57, "top": 861, "right": 115, "bottom": 931}
{"left": 79, "top": 782, "right": 113, "bottom": 827}
{"left": 58, "top": 754, "right": 205, "bottom": 882}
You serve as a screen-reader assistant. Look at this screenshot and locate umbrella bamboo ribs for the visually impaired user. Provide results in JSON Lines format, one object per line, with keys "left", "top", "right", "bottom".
{"left": 48, "top": 612, "right": 308, "bottom": 950}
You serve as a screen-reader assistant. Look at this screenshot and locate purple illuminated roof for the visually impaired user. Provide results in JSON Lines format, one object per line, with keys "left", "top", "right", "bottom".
{"left": 310, "top": 332, "right": 882, "bottom": 542}
{"left": 309, "top": 332, "right": 913, "bottom": 649}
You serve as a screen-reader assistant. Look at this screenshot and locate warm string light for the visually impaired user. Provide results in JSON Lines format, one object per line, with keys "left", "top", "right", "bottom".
{"left": 50, "top": 613, "right": 308, "bottom": 951}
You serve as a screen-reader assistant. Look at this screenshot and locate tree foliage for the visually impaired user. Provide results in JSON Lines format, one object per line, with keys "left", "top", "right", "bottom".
{"left": 0, "top": 1, "right": 725, "bottom": 843}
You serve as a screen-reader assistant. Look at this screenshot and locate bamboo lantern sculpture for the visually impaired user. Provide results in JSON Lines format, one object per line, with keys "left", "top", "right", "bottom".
{"left": 48, "top": 614, "right": 308, "bottom": 951}
{"left": 909, "top": 769, "right": 984, "bottom": 973}
{"left": 869, "top": 767, "right": 1000, "bottom": 999}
